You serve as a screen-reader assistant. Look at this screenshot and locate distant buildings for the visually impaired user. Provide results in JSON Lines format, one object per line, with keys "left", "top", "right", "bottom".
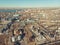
{"left": 0, "top": 8, "right": 60, "bottom": 45}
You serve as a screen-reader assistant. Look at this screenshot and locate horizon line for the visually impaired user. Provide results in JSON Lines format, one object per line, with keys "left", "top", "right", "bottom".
{"left": 0, "top": 7, "right": 60, "bottom": 8}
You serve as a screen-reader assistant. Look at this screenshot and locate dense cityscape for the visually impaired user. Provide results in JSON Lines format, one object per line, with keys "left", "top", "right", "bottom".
{"left": 0, "top": 8, "right": 60, "bottom": 45}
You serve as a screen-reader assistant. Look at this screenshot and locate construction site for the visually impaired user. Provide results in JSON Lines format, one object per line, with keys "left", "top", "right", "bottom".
{"left": 0, "top": 8, "right": 60, "bottom": 45}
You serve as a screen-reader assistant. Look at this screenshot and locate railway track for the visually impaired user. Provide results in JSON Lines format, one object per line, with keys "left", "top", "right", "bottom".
{"left": 40, "top": 40, "right": 60, "bottom": 45}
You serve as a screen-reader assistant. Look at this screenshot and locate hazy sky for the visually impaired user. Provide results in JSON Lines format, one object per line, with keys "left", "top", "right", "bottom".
{"left": 0, "top": 0, "right": 59, "bottom": 8}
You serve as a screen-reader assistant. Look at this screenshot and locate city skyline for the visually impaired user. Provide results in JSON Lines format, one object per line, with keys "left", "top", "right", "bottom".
{"left": 0, "top": 0, "right": 60, "bottom": 8}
